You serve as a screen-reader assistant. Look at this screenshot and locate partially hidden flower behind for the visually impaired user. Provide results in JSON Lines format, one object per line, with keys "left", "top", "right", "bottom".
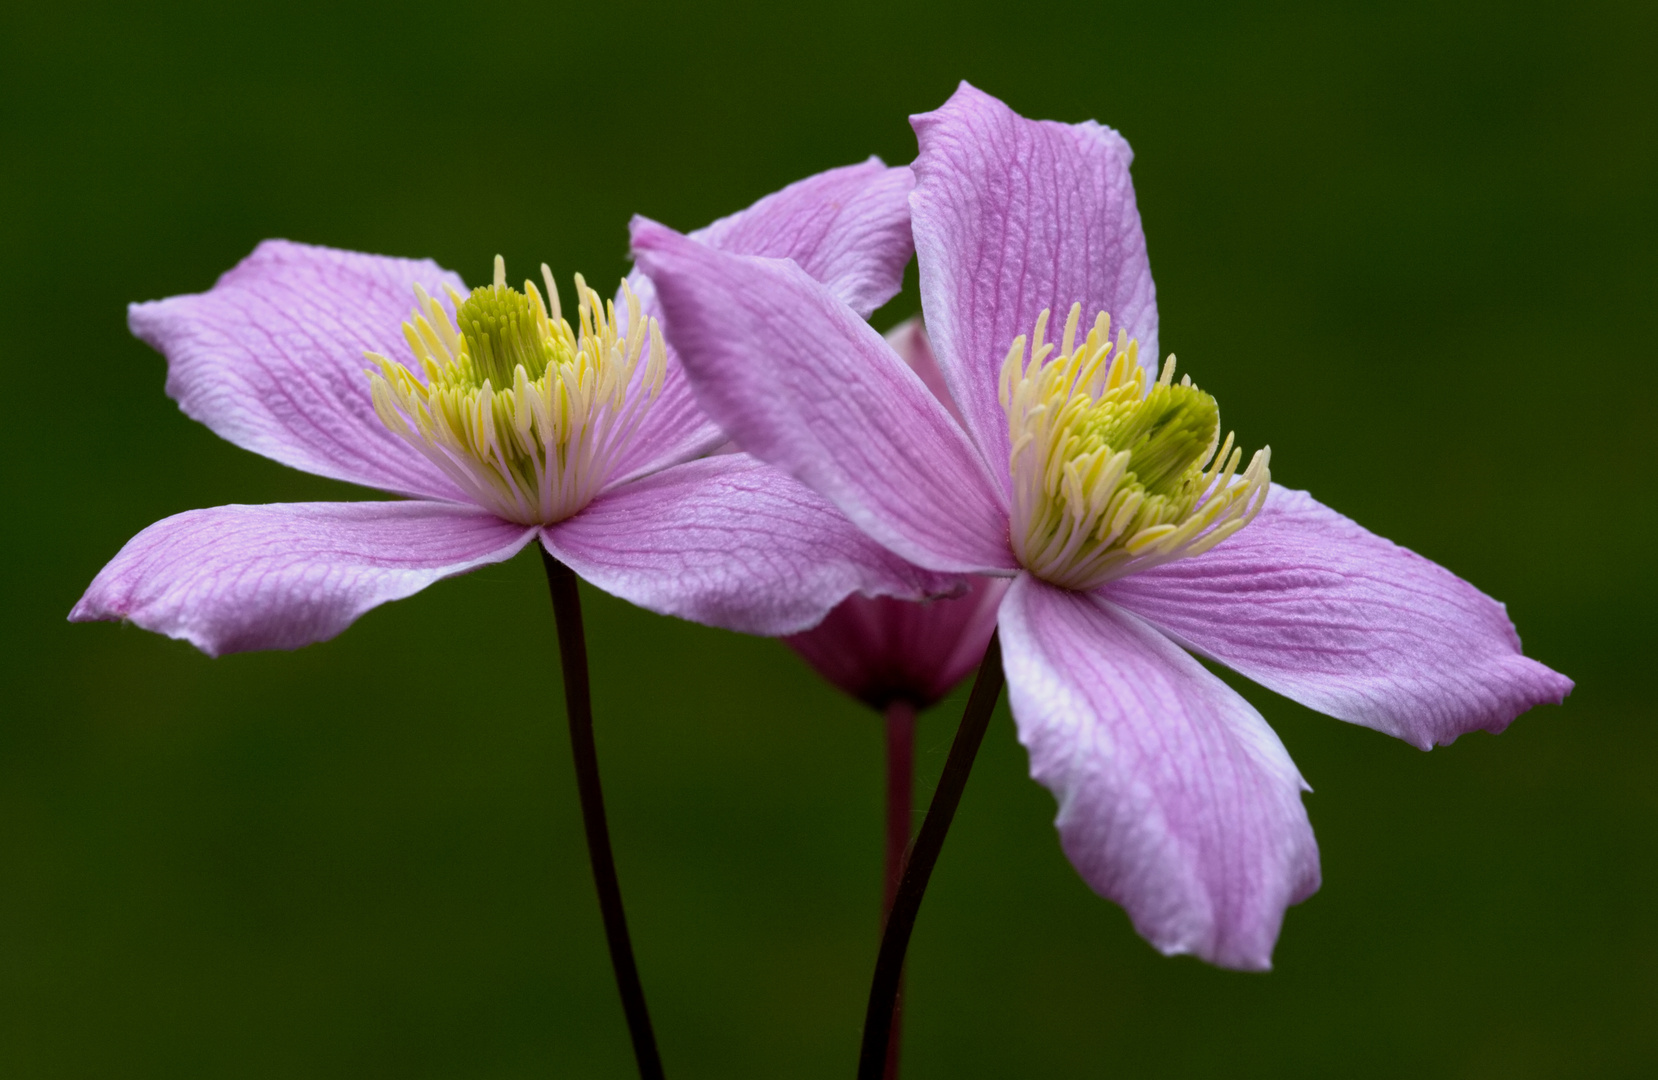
{"left": 71, "top": 161, "right": 957, "bottom": 655}
{"left": 633, "top": 83, "right": 1574, "bottom": 970}
{"left": 784, "top": 319, "right": 1007, "bottom": 713}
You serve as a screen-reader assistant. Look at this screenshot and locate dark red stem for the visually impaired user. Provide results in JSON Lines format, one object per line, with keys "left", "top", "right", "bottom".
{"left": 882, "top": 700, "right": 917, "bottom": 916}
{"left": 881, "top": 699, "right": 917, "bottom": 1080}
{"left": 858, "top": 634, "right": 1004, "bottom": 1080}
{"left": 542, "top": 548, "right": 665, "bottom": 1080}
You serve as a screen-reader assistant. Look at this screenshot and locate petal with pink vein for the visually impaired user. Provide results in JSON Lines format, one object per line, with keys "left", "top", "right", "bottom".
{"left": 615, "top": 159, "right": 918, "bottom": 483}
{"left": 71, "top": 501, "right": 534, "bottom": 656}
{"left": 1103, "top": 485, "right": 1575, "bottom": 750}
{"left": 910, "top": 82, "right": 1159, "bottom": 491}
{"left": 631, "top": 220, "right": 1015, "bottom": 575}
{"left": 689, "top": 158, "right": 916, "bottom": 319}
{"left": 543, "top": 455, "right": 962, "bottom": 637}
{"left": 999, "top": 574, "right": 1320, "bottom": 971}
{"left": 130, "top": 239, "right": 470, "bottom": 500}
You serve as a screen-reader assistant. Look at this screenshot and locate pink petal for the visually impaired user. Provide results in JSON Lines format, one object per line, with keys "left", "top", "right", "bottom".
{"left": 785, "top": 574, "right": 1008, "bottom": 709}
{"left": 884, "top": 316, "right": 967, "bottom": 429}
{"left": 999, "top": 574, "right": 1320, "bottom": 971}
{"left": 691, "top": 158, "right": 916, "bottom": 318}
{"left": 910, "top": 83, "right": 1159, "bottom": 490}
{"left": 1103, "top": 486, "right": 1574, "bottom": 750}
{"left": 70, "top": 502, "right": 534, "bottom": 656}
{"left": 614, "top": 160, "right": 917, "bottom": 483}
{"left": 630, "top": 219, "right": 1016, "bottom": 575}
{"left": 129, "top": 240, "right": 470, "bottom": 500}
{"left": 543, "top": 455, "right": 963, "bottom": 637}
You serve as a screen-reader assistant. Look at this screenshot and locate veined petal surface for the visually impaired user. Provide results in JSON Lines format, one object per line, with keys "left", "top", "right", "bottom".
{"left": 614, "top": 160, "right": 917, "bottom": 483}
{"left": 70, "top": 501, "right": 534, "bottom": 656}
{"left": 999, "top": 574, "right": 1320, "bottom": 971}
{"left": 689, "top": 158, "right": 915, "bottom": 318}
{"left": 1103, "top": 486, "right": 1574, "bottom": 749}
{"left": 130, "top": 240, "right": 469, "bottom": 500}
{"left": 911, "top": 82, "right": 1159, "bottom": 490}
{"left": 631, "top": 221, "right": 1016, "bottom": 575}
{"left": 542, "top": 455, "right": 962, "bottom": 637}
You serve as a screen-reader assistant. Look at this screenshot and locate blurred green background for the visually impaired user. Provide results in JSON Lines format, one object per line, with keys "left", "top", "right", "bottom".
{"left": 3, "top": 0, "right": 1652, "bottom": 1076}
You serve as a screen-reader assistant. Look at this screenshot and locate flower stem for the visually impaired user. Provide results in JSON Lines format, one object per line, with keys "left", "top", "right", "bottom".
{"left": 858, "top": 633, "right": 1005, "bottom": 1080}
{"left": 880, "top": 699, "right": 917, "bottom": 1080}
{"left": 541, "top": 547, "right": 664, "bottom": 1080}
{"left": 882, "top": 700, "right": 917, "bottom": 917}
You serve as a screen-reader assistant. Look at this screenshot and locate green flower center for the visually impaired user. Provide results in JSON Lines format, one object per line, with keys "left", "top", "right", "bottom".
{"left": 455, "top": 281, "right": 559, "bottom": 388}
{"left": 1000, "top": 303, "right": 1270, "bottom": 590}
{"left": 365, "top": 256, "right": 665, "bottom": 525}
{"left": 1073, "top": 377, "right": 1221, "bottom": 499}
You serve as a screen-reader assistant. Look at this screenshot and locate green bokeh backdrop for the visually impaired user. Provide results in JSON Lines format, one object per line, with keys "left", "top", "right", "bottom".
{"left": 4, "top": 1, "right": 1652, "bottom": 1076}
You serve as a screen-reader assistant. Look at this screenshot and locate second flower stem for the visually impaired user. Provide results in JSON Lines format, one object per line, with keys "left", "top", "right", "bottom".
{"left": 882, "top": 699, "right": 917, "bottom": 916}
{"left": 880, "top": 699, "right": 918, "bottom": 1080}
{"left": 858, "top": 633, "right": 1005, "bottom": 1080}
{"left": 542, "top": 547, "right": 664, "bottom": 1080}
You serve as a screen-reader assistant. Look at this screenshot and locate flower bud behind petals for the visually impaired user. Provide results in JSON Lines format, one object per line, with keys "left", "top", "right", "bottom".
{"left": 784, "top": 576, "right": 1007, "bottom": 711}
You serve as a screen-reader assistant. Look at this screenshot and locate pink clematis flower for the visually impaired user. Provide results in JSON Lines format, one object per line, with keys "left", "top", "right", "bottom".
{"left": 631, "top": 83, "right": 1574, "bottom": 970}
{"left": 71, "top": 161, "right": 956, "bottom": 654}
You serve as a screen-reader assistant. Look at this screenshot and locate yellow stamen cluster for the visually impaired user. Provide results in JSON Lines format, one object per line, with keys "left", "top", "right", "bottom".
{"left": 367, "top": 256, "right": 666, "bottom": 525}
{"left": 1000, "top": 304, "right": 1270, "bottom": 590}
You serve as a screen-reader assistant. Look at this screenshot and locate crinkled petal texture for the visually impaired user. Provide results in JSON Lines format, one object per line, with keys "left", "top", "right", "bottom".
{"left": 71, "top": 501, "right": 534, "bottom": 656}
{"left": 910, "top": 82, "right": 1159, "bottom": 492}
{"left": 130, "top": 240, "right": 468, "bottom": 500}
{"left": 542, "top": 455, "right": 961, "bottom": 637}
{"left": 999, "top": 574, "right": 1321, "bottom": 971}
{"left": 615, "top": 160, "right": 918, "bottom": 483}
{"left": 785, "top": 574, "right": 1009, "bottom": 710}
{"left": 632, "top": 221, "right": 1015, "bottom": 575}
{"left": 1103, "top": 486, "right": 1574, "bottom": 750}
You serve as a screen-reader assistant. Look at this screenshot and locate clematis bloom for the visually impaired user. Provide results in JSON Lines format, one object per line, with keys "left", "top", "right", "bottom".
{"left": 71, "top": 161, "right": 956, "bottom": 654}
{"left": 632, "top": 83, "right": 1574, "bottom": 970}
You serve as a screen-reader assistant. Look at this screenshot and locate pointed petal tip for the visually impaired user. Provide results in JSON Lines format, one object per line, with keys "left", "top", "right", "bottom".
{"left": 628, "top": 214, "right": 673, "bottom": 249}
{"left": 124, "top": 239, "right": 473, "bottom": 500}
{"left": 1417, "top": 659, "right": 1575, "bottom": 751}
{"left": 909, "top": 79, "right": 988, "bottom": 133}
{"left": 1107, "top": 486, "right": 1578, "bottom": 752}
{"left": 70, "top": 501, "right": 534, "bottom": 657}
{"left": 1153, "top": 938, "right": 1274, "bottom": 973}
{"left": 69, "top": 593, "right": 228, "bottom": 658}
